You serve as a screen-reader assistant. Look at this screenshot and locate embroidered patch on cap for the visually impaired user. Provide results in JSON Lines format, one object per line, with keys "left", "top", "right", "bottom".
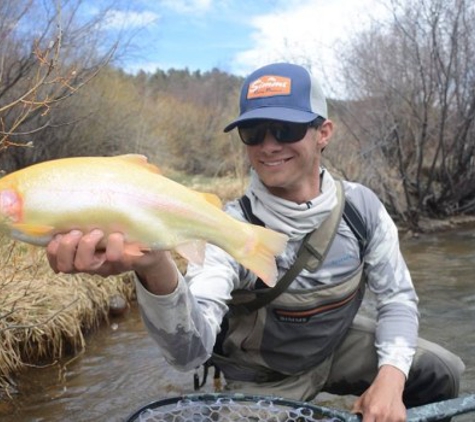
{"left": 247, "top": 75, "right": 291, "bottom": 99}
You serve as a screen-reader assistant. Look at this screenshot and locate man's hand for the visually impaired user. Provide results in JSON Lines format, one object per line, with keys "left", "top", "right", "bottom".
{"left": 352, "top": 365, "right": 407, "bottom": 422}
{"left": 46, "top": 230, "right": 179, "bottom": 295}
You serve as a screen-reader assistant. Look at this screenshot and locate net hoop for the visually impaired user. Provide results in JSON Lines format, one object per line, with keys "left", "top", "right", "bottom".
{"left": 125, "top": 392, "right": 475, "bottom": 422}
{"left": 125, "top": 393, "right": 356, "bottom": 422}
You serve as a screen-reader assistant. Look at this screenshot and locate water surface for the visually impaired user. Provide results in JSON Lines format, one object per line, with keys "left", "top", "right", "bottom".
{"left": 1, "top": 226, "right": 474, "bottom": 421}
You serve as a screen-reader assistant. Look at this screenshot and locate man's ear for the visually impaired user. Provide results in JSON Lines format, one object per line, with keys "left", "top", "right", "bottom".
{"left": 317, "top": 119, "right": 333, "bottom": 149}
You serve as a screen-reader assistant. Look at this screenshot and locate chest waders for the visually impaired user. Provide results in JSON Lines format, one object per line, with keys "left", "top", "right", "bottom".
{"left": 194, "top": 182, "right": 368, "bottom": 390}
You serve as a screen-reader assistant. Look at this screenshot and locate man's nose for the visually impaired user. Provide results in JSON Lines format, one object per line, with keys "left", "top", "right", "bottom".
{"left": 260, "top": 129, "right": 282, "bottom": 149}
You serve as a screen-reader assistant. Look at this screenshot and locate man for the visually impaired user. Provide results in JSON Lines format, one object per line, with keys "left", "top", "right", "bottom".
{"left": 46, "top": 63, "right": 464, "bottom": 422}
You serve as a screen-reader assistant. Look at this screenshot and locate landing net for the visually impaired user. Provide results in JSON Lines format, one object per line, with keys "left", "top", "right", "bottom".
{"left": 125, "top": 393, "right": 354, "bottom": 422}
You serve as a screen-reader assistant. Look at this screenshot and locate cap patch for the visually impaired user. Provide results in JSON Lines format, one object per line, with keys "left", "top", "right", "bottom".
{"left": 247, "top": 75, "right": 291, "bottom": 99}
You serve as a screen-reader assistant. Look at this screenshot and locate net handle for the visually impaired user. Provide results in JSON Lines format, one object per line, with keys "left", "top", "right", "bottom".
{"left": 406, "top": 394, "right": 475, "bottom": 422}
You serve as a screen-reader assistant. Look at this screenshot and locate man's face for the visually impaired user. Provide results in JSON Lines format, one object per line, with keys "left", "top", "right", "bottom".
{"left": 241, "top": 120, "right": 332, "bottom": 203}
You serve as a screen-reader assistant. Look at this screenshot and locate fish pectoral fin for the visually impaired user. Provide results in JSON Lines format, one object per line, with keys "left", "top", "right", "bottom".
{"left": 12, "top": 223, "right": 55, "bottom": 236}
{"left": 175, "top": 240, "right": 206, "bottom": 265}
{"left": 123, "top": 243, "right": 151, "bottom": 257}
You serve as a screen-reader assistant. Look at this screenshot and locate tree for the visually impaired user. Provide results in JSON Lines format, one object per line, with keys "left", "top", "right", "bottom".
{"left": 140, "top": 68, "right": 244, "bottom": 177}
{"left": 0, "top": 0, "right": 119, "bottom": 171}
{"left": 334, "top": 0, "right": 475, "bottom": 229}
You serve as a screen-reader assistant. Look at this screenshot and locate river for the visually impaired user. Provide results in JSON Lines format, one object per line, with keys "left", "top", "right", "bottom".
{"left": 1, "top": 226, "right": 474, "bottom": 421}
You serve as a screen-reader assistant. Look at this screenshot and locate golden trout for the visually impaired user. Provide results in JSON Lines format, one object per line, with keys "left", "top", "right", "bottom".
{"left": 0, "top": 154, "right": 288, "bottom": 286}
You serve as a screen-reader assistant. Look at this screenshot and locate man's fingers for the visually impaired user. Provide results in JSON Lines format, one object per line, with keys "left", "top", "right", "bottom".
{"left": 46, "top": 234, "right": 61, "bottom": 273}
{"left": 74, "top": 229, "right": 105, "bottom": 272}
{"left": 105, "top": 232, "right": 126, "bottom": 262}
{"left": 54, "top": 230, "right": 83, "bottom": 273}
{"left": 46, "top": 230, "right": 134, "bottom": 277}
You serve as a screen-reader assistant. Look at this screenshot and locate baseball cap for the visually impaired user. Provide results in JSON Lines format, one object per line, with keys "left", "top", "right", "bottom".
{"left": 224, "top": 63, "right": 327, "bottom": 132}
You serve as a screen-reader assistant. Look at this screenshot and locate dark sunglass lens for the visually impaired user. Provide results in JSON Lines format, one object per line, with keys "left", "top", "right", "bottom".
{"left": 238, "top": 124, "right": 266, "bottom": 145}
{"left": 238, "top": 121, "right": 309, "bottom": 145}
{"left": 271, "top": 122, "right": 308, "bottom": 143}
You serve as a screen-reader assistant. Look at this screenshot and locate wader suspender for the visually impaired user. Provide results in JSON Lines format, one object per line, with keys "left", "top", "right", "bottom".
{"left": 194, "top": 181, "right": 368, "bottom": 390}
{"left": 231, "top": 181, "right": 364, "bottom": 316}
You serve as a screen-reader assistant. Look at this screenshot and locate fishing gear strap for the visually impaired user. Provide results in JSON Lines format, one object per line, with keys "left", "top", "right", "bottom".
{"left": 230, "top": 180, "right": 346, "bottom": 316}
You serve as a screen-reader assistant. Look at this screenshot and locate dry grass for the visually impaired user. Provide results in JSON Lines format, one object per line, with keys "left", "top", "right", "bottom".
{"left": 165, "top": 171, "right": 249, "bottom": 203}
{"left": 0, "top": 235, "right": 135, "bottom": 397}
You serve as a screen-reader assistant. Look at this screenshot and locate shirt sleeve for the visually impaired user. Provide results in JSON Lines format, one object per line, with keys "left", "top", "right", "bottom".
{"left": 134, "top": 245, "right": 242, "bottom": 372}
{"left": 356, "top": 186, "right": 419, "bottom": 377}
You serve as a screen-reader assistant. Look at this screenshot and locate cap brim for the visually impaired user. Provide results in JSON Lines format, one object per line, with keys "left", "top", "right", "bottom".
{"left": 223, "top": 107, "right": 319, "bottom": 132}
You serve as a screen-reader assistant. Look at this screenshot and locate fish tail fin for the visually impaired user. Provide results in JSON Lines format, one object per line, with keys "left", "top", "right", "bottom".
{"left": 238, "top": 225, "right": 288, "bottom": 288}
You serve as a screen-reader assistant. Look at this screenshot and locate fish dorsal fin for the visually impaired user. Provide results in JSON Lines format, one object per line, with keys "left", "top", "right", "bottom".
{"left": 115, "top": 154, "right": 162, "bottom": 174}
{"left": 197, "top": 192, "right": 222, "bottom": 208}
{"left": 175, "top": 240, "right": 207, "bottom": 265}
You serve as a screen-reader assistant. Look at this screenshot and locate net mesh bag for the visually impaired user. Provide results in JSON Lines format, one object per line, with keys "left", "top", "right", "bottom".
{"left": 126, "top": 394, "right": 352, "bottom": 422}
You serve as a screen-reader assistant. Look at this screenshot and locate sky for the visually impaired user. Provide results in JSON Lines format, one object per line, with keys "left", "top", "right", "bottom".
{"left": 91, "top": 0, "right": 388, "bottom": 80}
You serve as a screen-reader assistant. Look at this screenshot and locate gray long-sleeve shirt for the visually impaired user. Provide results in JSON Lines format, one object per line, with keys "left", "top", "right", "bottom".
{"left": 136, "top": 179, "right": 419, "bottom": 377}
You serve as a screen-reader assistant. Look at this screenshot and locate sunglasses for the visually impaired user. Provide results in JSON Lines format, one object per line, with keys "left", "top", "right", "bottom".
{"left": 238, "top": 119, "right": 322, "bottom": 146}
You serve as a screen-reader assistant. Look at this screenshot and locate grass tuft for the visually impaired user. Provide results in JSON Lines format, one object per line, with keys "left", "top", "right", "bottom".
{"left": 0, "top": 235, "right": 135, "bottom": 397}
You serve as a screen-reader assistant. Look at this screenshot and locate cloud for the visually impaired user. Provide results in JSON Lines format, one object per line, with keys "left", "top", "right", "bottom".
{"left": 103, "top": 9, "right": 160, "bottom": 30}
{"left": 231, "top": 0, "right": 388, "bottom": 79}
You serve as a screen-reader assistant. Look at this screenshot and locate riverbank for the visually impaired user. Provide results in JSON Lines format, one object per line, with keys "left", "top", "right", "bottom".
{"left": 400, "top": 215, "right": 475, "bottom": 239}
{"left": 0, "top": 235, "right": 135, "bottom": 398}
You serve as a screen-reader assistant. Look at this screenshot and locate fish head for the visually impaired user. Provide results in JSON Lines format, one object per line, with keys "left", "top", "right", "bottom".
{"left": 0, "top": 188, "right": 22, "bottom": 226}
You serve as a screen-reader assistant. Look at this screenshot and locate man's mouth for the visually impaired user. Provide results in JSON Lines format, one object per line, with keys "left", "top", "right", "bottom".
{"left": 260, "top": 158, "right": 291, "bottom": 167}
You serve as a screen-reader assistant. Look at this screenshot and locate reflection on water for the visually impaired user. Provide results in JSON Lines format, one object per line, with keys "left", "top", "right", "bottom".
{"left": 1, "top": 226, "right": 474, "bottom": 422}
{"left": 1, "top": 309, "right": 199, "bottom": 422}
{"left": 403, "top": 226, "right": 475, "bottom": 412}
